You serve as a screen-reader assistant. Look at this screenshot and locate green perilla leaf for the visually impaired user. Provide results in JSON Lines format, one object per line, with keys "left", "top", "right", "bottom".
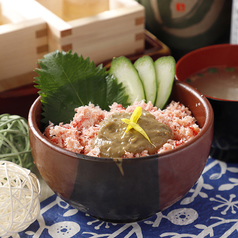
{"left": 34, "top": 50, "right": 129, "bottom": 126}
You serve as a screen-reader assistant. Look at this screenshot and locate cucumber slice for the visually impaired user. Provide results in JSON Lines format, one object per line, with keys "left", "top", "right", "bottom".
{"left": 134, "top": 55, "right": 157, "bottom": 104}
{"left": 109, "top": 56, "right": 145, "bottom": 104}
{"left": 154, "top": 56, "right": 176, "bottom": 109}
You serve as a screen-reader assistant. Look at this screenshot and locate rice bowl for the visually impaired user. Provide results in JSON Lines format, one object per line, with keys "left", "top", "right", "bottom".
{"left": 28, "top": 80, "right": 214, "bottom": 223}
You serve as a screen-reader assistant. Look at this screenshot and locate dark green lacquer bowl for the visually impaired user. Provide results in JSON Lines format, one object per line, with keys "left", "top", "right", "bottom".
{"left": 28, "top": 80, "right": 214, "bottom": 223}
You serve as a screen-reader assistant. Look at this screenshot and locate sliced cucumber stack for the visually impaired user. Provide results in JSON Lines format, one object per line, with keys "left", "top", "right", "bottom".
{"left": 109, "top": 56, "right": 145, "bottom": 104}
{"left": 109, "top": 55, "right": 176, "bottom": 109}
{"left": 154, "top": 56, "right": 176, "bottom": 109}
{"left": 134, "top": 55, "right": 157, "bottom": 105}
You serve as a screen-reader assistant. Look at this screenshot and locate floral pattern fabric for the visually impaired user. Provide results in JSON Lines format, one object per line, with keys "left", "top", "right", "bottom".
{"left": 17, "top": 157, "right": 238, "bottom": 238}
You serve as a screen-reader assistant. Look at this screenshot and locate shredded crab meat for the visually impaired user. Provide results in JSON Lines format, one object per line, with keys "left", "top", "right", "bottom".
{"left": 44, "top": 101, "right": 201, "bottom": 157}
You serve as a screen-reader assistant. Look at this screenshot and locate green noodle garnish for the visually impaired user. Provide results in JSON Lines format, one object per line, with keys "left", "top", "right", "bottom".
{"left": 0, "top": 114, "right": 34, "bottom": 170}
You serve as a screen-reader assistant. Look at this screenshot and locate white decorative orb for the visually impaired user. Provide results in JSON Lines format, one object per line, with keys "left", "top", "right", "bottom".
{"left": 0, "top": 161, "right": 41, "bottom": 237}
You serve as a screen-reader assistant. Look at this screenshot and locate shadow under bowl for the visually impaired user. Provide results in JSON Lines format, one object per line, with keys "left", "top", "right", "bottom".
{"left": 176, "top": 44, "right": 238, "bottom": 163}
{"left": 28, "top": 80, "right": 214, "bottom": 223}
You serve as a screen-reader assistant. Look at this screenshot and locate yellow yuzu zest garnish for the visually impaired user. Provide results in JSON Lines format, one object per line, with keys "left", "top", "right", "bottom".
{"left": 121, "top": 106, "right": 155, "bottom": 147}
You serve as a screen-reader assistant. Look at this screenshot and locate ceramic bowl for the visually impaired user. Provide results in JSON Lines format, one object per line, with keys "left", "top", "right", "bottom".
{"left": 176, "top": 44, "right": 238, "bottom": 162}
{"left": 28, "top": 80, "right": 214, "bottom": 223}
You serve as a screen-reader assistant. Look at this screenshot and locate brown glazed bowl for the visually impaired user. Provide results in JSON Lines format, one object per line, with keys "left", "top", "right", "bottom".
{"left": 28, "top": 80, "right": 214, "bottom": 223}
{"left": 176, "top": 44, "right": 238, "bottom": 163}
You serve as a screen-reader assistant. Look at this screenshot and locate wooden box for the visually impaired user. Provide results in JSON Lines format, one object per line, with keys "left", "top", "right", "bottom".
{"left": 0, "top": 0, "right": 48, "bottom": 92}
{"left": 0, "top": 0, "right": 144, "bottom": 92}
{"left": 9, "top": 0, "right": 145, "bottom": 65}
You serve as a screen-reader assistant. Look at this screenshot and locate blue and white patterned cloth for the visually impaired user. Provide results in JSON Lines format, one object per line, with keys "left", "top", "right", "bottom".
{"left": 17, "top": 157, "right": 238, "bottom": 238}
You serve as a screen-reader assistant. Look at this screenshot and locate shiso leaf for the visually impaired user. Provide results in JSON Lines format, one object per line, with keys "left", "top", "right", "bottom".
{"left": 34, "top": 50, "right": 129, "bottom": 126}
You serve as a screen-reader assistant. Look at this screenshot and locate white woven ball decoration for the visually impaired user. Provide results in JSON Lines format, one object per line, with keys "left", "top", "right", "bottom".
{"left": 0, "top": 161, "right": 41, "bottom": 237}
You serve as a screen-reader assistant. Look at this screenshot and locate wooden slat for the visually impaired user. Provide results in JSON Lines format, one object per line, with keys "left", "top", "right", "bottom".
{"left": 36, "top": 28, "right": 48, "bottom": 38}
{"left": 0, "top": 71, "right": 38, "bottom": 92}
{"left": 135, "top": 16, "right": 144, "bottom": 25}
{"left": 0, "top": 18, "right": 48, "bottom": 89}
{"left": 67, "top": 3, "right": 145, "bottom": 63}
